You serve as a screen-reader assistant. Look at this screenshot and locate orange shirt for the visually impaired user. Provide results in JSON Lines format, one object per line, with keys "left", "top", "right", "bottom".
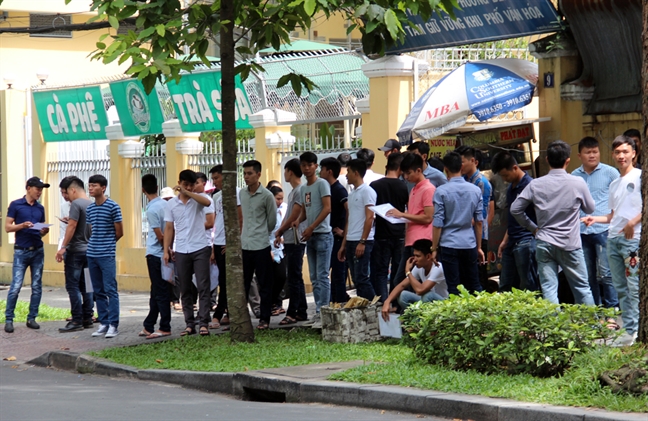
{"left": 405, "top": 179, "right": 435, "bottom": 246}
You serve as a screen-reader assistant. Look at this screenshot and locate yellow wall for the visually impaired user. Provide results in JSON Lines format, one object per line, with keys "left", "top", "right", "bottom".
{"left": 295, "top": 12, "right": 361, "bottom": 45}
{"left": 582, "top": 113, "right": 642, "bottom": 166}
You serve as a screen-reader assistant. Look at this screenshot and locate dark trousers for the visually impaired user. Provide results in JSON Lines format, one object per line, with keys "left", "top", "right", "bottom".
{"left": 393, "top": 245, "right": 413, "bottom": 289}
{"left": 346, "top": 240, "right": 376, "bottom": 300}
{"left": 284, "top": 243, "right": 308, "bottom": 319}
{"left": 143, "top": 255, "right": 172, "bottom": 332}
{"left": 370, "top": 237, "right": 404, "bottom": 302}
{"left": 63, "top": 251, "right": 93, "bottom": 323}
{"left": 243, "top": 247, "right": 273, "bottom": 323}
{"left": 212, "top": 245, "right": 228, "bottom": 321}
{"left": 440, "top": 247, "right": 482, "bottom": 295}
{"left": 271, "top": 257, "right": 287, "bottom": 307}
{"left": 330, "top": 236, "right": 349, "bottom": 303}
{"left": 175, "top": 246, "right": 212, "bottom": 329}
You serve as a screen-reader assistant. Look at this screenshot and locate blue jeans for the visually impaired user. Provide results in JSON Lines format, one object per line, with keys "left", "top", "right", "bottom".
{"left": 607, "top": 236, "right": 640, "bottom": 335}
{"left": 370, "top": 238, "right": 404, "bottom": 302}
{"left": 346, "top": 240, "right": 375, "bottom": 300}
{"left": 535, "top": 240, "right": 594, "bottom": 305}
{"left": 439, "top": 247, "right": 482, "bottom": 295}
{"left": 499, "top": 238, "right": 540, "bottom": 292}
{"left": 64, "top": 251, "right": 93, "bottom": 323}
{"left": 330, "top": 236, "right": 349, "bottom": 303}
{"left": 87, "top": 256, "right": 120, "bottom": 328}
{"left": 285, "top": 243, "right": 308, "bottom": 319}
{"left": 581, "top": 232, "right": 618, "bottom": 308}
{"left": 5, "top": 247, "right": 44, "bottom": 322}
{"left": 397, "top": 289, "right": 445, "bottom": 311}
{"left": 307, "top": 232, "right": 333, "bottom": 313}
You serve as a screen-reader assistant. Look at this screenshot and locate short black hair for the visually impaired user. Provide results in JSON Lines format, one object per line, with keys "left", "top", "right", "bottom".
{"left": 320, "top": 157, "right": 341, "bottom": 178}
{"left": 178, "top": 169, "right": 197, "bottom": 184}
{"left": 356, "top": 148, "right": 375, "bottom": 165}
{"left": 407, "top": 141, "right": 430, "bottom": 159}
{"left": 67, "top": 177, "right": 84, "bottom": 191}
{"left": 428, "top": 156, "right": 444, "bottom": 173}
{"left": 623, "top": 128, "right": 641, "bottom": 139}
{"left": 442, "top": 151, "right": 463, "bottom": 173}
{"left": 59, "top": 175, "right": 76, "bottom": 189}
{"left": 269, "top": 186, "right": 283, "bottom": 196}
{"left": 88, "top": 174, "right": 108, "bottom": 187}
{"left": 546, "top": 140, "right": 571, "bottom": 169}
{"left": 386, "top": 153, "right": 404, "bottom": 172}
{"left": 400, "top": 152, "right": 424, "bottom": 173}
{"left": 209, "top": 165, "right": 222, "bottom": 174}
{"left": 284, "top": 158, "right": 302, "bottom": 178}
{"left": 455, "top": 145, "right": 476, "bottom": 159}
{"left": 243, "top": 160, "right": 262, "bottom": 173}
{"left": 490, "top": 151, "right": 518, "bottom": 174}
{"left": 578, "top": 136, "right": 599, "bottom": 152}
{"left": 347, "top": 158, "right": 367, "bottom": 178}
{"left": 266, "top": 180, "right": 281, "bottom": 190}
{"left": 412, "top": 239, "right": 433, "bottom": 255}
{"left": 299, "top": 152, "right": 318, "bottom": 165}
{"left": 612, "top": 135, "right": 636, "bottom": 151}
{"left": 142, "top": 174, "right": 158, "bottom": 195}
{"left": 196, "top": 172, "right": 208, "bottom": 183}
{"left": 337, "top": 152, "right": 352, "bottom": 167}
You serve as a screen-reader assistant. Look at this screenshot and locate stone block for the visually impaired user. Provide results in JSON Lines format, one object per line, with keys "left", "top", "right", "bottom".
{"left": 48, "top": 351, "right": 79, "bottom": 371}
{"left": 300, "top": 380, "right": 363, "bottom": 406}
{"left": 321, "top": 305, "right": 382, "bottom": 344}
{"left": 138, "top": 369, "right": 234, "bottom": 395}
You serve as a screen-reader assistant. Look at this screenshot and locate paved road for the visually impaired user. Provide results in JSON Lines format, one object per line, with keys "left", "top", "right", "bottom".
{"left": 0, "top": 362, "right": 448, "bottom": 421}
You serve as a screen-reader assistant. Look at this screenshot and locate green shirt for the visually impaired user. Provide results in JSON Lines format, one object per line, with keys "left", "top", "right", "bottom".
{"left": 240, "top": 184, "right": 277, "bottom": 251}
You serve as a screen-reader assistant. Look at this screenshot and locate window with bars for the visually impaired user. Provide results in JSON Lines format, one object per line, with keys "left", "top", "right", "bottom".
{"left": 29, "top": 14, "right": 72, "bottom": 38}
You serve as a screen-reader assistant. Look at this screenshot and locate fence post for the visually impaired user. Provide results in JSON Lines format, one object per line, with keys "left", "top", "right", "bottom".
{"left": 106, "top": 124, "right": 143, "bottom": 251}
{"left": 162, "top": 119, "right": 202, "bottom": 185}
{"left": 249, "top": 108, "right": 296, "bottom": 185}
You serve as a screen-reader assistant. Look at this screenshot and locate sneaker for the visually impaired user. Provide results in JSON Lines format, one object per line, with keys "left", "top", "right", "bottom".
{"left": 610, "top": 332, "right": 636, "bottom": 347}
{"left": 305, "top": 313, "right": 321, "bottom": 328}
{"left": 59, "top": 322, "right": 83, "bottom": 332}
{"left": 91, "top": 324, "right": 109, "bottom": 337}
{"left": 105, "top": 325, "right": 119, "bottom": 338}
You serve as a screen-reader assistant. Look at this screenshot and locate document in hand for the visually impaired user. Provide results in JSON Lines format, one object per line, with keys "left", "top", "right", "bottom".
{"left": 369, "top": 203, "right": 408, "bottom": 224}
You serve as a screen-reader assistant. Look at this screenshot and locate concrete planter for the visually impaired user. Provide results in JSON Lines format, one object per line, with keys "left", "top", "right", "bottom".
{"left": 321, "top": 305, "right": 381, "bottom": 344}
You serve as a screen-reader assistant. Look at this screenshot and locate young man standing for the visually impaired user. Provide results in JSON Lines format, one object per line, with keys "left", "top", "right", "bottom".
{"left": 274, "top": 159, "right": 308, "bottom": 324}
{"left": 338, "top": 159, "right": 377, "bottom": 300}
{"left": 4, "top": 177, "right": 50, "bottom": 333}
{"left": 406, "top": 141, "right": 447, "bottom": 189}
{"left": 511, "top": 140, "right": 595, "bottom": 305}
{"left": 370, "top": 153, "right": 409, "bottom": 302}
{"left": 239, "top": 160, "right": 276, "bottom": 330}
{"left": 163, "top": 170, "right": 214, "bottom": 336}
{"left": 583, "top": 135, "right": 642, "bottom": 346}
{"left": 377, "top": 139, "right": 401, "bottom": 158}
{"left": 491, "top": 152, "right": 540, "bottom": 292}
{"left": 55, "top": 177, "right": 94, "bottom": 332}
{"left": 140, "top": 174, "right": 171, "bottom": 339}
{"left": 337, "top": 152, "right": 352, "bottom": 193}
{"left": 431, "top": 152, "right": 484, "bottom": 294}
{"left": 572, "top": 137, "right": 620, "bottom": 308}
{"left": 298, "top": 152, "right": 332, "bottom": 326}
{"left": 381, "top": 239, "right": 448, "bottom": 321}
{"left": 86, "top": 174, "right": 124, "bottom": 338}
{"left": 319, "top": 157, "right": 349, "bottom": 304}
{"left": 387, "top": 154, "right": 435, "bottom": 292}
{"left": 356, "top": 148, "right": 384, "bottom": 184}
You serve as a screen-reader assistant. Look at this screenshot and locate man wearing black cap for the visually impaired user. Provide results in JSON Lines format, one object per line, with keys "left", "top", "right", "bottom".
{"left": 4, "top": 177, "right": 50, "bottom": 333}
{"left": 378, "top": 139, "right": 402, "bottom": 158}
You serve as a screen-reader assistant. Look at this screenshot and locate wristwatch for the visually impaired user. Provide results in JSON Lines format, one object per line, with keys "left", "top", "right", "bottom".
{"left": 405, "top": 271, "right": 411, "bottom": 277}
{"left": 359, "top": 239, "right": 366, "bottom": 244}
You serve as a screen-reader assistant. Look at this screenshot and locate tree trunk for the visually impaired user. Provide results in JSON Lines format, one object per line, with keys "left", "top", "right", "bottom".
{"left": 639, "top": 0, "right": 648, "bottom": 344}
{"left": 221, "top": 0, "right": 254, "bottom": 342}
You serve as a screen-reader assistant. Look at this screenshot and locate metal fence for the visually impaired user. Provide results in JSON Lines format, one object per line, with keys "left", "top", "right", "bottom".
{"left": 132, "top": 143, "right": 167, "bottom": 247}
{"left": 188, "top": 139, "right": 255, "bottom": 188}
{"left": 278, "top": 135, "right": 359, "bottom": 162}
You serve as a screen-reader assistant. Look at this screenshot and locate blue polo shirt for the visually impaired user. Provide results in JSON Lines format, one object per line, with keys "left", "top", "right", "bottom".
{"left": 145, "top": 197, "right": 166, "bottom": 258}
{"left": 572, "top": 163, "right": 619, "bottom": 235}
{"left": 506, "top": 173, "right": 535, "bottom": 245}
{"left": 433, "top": 176, "right": 483, "bottom": 249}
{"left": 7, "top": 197, "right": 46, "bottom": 248}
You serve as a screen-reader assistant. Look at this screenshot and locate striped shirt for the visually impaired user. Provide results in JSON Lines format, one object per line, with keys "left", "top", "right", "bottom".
{"left": 87, "top": 198, "right": 123, "bottom": 258}
{"left": 572, "top": 163, "right": 619, "bottom": 235}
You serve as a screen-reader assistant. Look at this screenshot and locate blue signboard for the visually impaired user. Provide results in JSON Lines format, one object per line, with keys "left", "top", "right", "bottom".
{"left": 389, "top": 0, "right": 561, "bottom": 54}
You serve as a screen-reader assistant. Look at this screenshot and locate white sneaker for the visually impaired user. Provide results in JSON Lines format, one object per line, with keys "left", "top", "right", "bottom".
{"left": 611, "top": 332, "right": 636, "bottom": 347}
{"left": 91, "top": 324, "right": 109, "bottom": 337}
{"left": 105, "top": 325, "right": 119, "bottom": 338}
{"left": 309, "top": 313, "right": 322, "bottom": 329}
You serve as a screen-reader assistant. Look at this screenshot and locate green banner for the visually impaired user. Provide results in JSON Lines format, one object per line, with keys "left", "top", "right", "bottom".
{"left": 109, "top": 80, "right": 165, "bottom": 136}
{"left": 167, "top": 71, "right": 253, "bottom": 131}
{"left": 33, "top": 87, "right": 108, "bottom": 142}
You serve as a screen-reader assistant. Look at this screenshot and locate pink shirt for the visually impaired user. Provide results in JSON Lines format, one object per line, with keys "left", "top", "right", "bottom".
{"left": 405, "top": 179, "right": 435, "bottom": 246}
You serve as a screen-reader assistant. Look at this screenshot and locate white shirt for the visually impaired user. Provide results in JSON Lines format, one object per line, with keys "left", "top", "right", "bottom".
{"left": 346, "top": 183, "right": 376, "bottom": 241}
{"left": 201, "top": 193, "right": 215, "bottom": 247}
{"left": 411, "top": 264, "right": 448, "bottom": 299}
{"left": 609, "top": 168, "right": 642, "bottom": 240}
{"left": 363, "top": 169, "right": 384, "bottom": 185}
{"left": 213, "top": 188, "right": 241, "bottom": 246}
{"left": 164, "top": 195, "right": 214, "bottom": 254}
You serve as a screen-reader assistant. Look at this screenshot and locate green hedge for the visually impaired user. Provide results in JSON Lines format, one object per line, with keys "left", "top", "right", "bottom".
{"left": 400, "top": 288, "right": 619, "bottom": 377}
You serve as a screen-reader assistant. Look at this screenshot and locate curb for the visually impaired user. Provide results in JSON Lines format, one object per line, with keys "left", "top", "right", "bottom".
{"left": 28, "top": 351, "right": 644, "bottom": 421}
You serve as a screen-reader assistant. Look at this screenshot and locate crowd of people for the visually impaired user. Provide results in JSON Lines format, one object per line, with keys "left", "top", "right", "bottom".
{"left": 3, "top": 129, "right": 642, "bottom": 346}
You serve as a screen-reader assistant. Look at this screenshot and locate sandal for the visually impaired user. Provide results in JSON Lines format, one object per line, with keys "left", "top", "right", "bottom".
{"left": 257, "top": 320, "right": 269, "bottom": 330}
{"left": 146, "top": 331, "right": 171, "bottom": 339}
{"left": 172, "top": 302, "right": 182, "bottom": 311}
{"left": 220, "top": 315, "right": 230, "bottom": 325}
{"left": 271, "top": 306, "right": 286, "bottom": 316}
{"left": 605, "top": 318, "right": 621, "bottom": 330}
{"left": 180, "top": 327, "right": 196, "bottom": 336}
{"left": 199, "top": 326, "right": 210, "bottom": 336}
{"left": 279, "top": 316, "right": 297, "bottom": 325}
{"left": 138, "top": 329, "right": 152, "bottom": 337}
{"left": 209, "top": 319, "right": 221, "bottom": 329}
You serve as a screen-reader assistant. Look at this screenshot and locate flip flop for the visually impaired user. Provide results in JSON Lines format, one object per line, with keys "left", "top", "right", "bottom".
{"left": 257, "top": 320, "right": 269, "bottom": 330}
{"left": 199, "top": 326, "right": 210, "bottom": 336}
{"left": 138, "top": 329, "right": 152, "bottom": 337}
{"left": 279, "top": 316, "right": 297, "bottom": 325}
{"left": 146, "top": 331, "right": 171, "bottom": 339}
{"left": 209, "top": 320, "right": 221, "bottom": 329}
{"left": 220, "top": 315, "right": 230, "bottom": 325}
{"left": 180, "top": 327, "right": 196, "bottom": 336}
{"left": 271, "top": 307, "right": 286, "bottom": 316}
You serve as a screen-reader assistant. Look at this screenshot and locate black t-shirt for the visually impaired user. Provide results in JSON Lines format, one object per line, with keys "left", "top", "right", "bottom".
{"left": 329, "top": 180, "right": 348, "bottom": 231}
{"left": 370, "top": 177, "right": 409, "bottom": 239}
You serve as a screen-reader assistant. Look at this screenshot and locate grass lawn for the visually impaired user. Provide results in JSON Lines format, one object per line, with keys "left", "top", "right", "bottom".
{"left": 95, "top": 328, "right": 647, "bottom": 413}
{"left": 0, "top": 299, "right": 70, "bottom": 323}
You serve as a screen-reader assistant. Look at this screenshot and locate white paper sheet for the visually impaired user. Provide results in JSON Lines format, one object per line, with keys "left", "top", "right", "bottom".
{"left": 369, "top": 204, "right": 408, "bottom": 224}
{"left": 28, "top": 223, "right": 52, "bottom": 230}
{"left": 161, "top": 261, "right": 175, "bottom": 285}
{"left": 379, "top": 313, "right": 402, "bottom": 338}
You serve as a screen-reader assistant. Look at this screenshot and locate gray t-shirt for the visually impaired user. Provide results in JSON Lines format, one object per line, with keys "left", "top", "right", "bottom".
{"left": 67, "top": 198, "right": 92, "bottom": 253}
{"left": 284, "top": 184, "right": 307, "bottom": 245}
{"left": 301, "top": 178, "right": 331, "bottom": 234}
